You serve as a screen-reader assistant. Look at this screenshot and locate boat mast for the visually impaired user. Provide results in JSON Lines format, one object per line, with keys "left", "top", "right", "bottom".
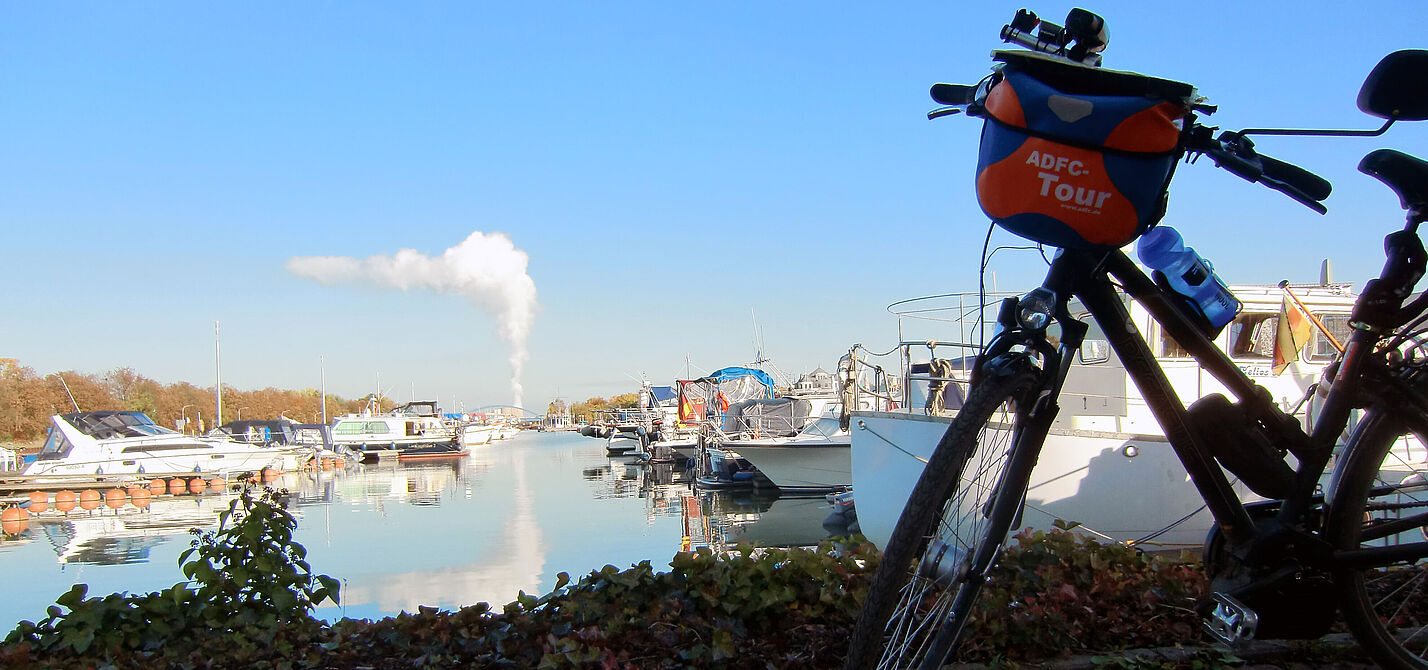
{"left": 215, "top": 321, "right": 223, "bottom": 427}
{"left": 320, "top": 355, "right": 328, "bottom": 424}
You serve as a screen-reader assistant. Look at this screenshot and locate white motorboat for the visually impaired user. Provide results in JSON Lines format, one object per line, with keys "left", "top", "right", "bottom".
{"left": 461, "top": 424, "right": 498, "bottom": 446}
{"left": 716, "top": 413, "right": 853, "bottom": 493}
{"left": 850, "top": 283, "right": 1363, "bottom": 550}
{"left": 330, "top": 400, "right": 467, "bottom": 460}
{"left": 24, "top": 411, "right": 305, "bottom": 478}
{"left": 606, "top": 429, "right": 645, "bottom": 456}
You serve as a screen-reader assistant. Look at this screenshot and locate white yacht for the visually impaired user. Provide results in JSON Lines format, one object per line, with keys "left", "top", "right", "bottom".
{"left": 850, "top": 283, "right": 1362, "bottom": 550}
{"left": 716, "top": 412, "right": 853, "bottom": 493}
{"left": 24, "top": 411, "right": 305, "bottom": 478}
{"left": 330, "top": 400, "right": 467, "bottom": 460}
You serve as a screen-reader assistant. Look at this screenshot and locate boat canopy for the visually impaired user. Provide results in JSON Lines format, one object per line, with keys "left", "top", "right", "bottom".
{"left": 213, "top": 420, "right": 297, "bottom": 445}
{"left": 62, "top": 411, "right": 174, "bottom": 439}
{"left": 722, "top": 397, "right": 813, "bottom": 437}
{"left": 676, "top": 367, "right": 776, "bottom": 424}
{"left": 392, "top": 401, "right": 442, "bottom": 417}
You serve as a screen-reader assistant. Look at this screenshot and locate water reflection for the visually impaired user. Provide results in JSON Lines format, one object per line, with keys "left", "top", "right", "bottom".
{"left": 685, "top": 491, "right": 844, "bottom": 551}
{"left": 18, "top": 491, "right": 239, "bottom": 567}
{"left": 0, "top": 432, "right": 851, "bottom": 627}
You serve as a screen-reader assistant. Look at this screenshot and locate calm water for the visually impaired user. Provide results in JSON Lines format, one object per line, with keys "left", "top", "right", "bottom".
{"left": 0, "top": 430, "right": 840, "bottom": 627}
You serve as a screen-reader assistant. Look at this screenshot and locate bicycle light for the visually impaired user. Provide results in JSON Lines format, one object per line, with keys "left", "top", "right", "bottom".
{"left": 1017, "top": 287, "right": 1057, "bottom": 331}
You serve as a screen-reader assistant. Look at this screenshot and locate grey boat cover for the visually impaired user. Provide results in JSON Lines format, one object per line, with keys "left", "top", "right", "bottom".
{"left": 722, "top": 397, "right": 813, "bottom": 437}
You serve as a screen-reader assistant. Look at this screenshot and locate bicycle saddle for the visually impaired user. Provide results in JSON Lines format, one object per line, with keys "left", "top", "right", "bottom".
{"left": 1359, "top": 148, "right": 1428, "bottom": 216}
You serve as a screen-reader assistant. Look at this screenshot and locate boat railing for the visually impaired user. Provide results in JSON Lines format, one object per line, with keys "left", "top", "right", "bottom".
{"left": 840, "top": 290, "right": 1025, "bottom": 417}
{"left": 0, "top": 446, "right": 20, "bottom": 472}
{"left": 591, "top": 407, "right": 658, "bottom": 428}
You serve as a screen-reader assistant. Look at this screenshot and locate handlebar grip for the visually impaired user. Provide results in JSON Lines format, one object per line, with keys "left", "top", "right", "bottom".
{"left": 1260, "top": 155, "right": 1331, "bottom": 202}
{"left": 930, "top": 83, "right": 976, "bottom": 106}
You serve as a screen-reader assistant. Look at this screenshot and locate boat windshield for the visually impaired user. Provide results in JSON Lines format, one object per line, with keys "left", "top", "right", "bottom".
{"left": 66, "top": 412, "right": 176, "bottom": 439}
{"left": 799, "top": 416, "right": 844, "bottom": 439}
{"left": 36, "top": 427, "right": 75, "bottom": 460}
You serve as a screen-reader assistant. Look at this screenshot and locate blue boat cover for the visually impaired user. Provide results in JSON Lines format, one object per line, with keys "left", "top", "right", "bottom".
{"left": 650, "top": 386, "right": 678, "bottom": 402}
{"left": 704, "top": 367, "right": 775, "bottom": 395}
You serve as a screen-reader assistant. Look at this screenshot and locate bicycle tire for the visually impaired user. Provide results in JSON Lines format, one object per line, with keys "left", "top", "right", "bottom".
{"left": 845, "top": 361, "right": 1043, "bottom": 670}
{"left": 1326, "top": 407, "right": 1428, "bottom": 670}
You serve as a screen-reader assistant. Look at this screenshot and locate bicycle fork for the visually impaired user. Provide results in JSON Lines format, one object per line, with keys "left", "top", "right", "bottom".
{"left": 921, "top": 384, "right": 1063, "bottom": 666}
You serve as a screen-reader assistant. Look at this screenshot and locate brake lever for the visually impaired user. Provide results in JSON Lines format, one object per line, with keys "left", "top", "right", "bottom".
{"left": 1259, "top": 175, "right": 1329, "bottom": 214}
{"left": 929, "top": 107, "right": 964, "bottom": 120}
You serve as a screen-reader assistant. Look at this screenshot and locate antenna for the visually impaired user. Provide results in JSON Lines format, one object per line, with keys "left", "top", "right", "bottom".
{"left": 56, "top": 374, "right": 80, "bottom": 412}
{"left": 750, "top": 310, "right": 769, "bottom": 366}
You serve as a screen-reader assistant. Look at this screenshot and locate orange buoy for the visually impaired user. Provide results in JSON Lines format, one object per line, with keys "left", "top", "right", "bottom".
{"left": 29, "top": 498, "right": 48, "bottom": 514}
{"left": 168, "top": 479, "right": 187, "bottom": 495}
{"left": 130, "top": 487, "right": 152, "bottom": 508}
{"left": 78, "top": 490, "right": 102, "bottom": 511}
{"left": 126, "top": 485, "right": 145, "bottom": 499}
{"left": 28, "top": 491, "right": 47, "bottom": 505}
{"left": 54, "top": 490, "right": 76, "bottom": 513}
{"left": 148, "top": 479, "right": 166, "bottom": 495}
{"left": 104, "top": 489, "right": 128, "bottom": 509}
{"left": 188, "top": 478, "right": 206, "bottom": 494}
{"left": 262, "top": 468, "right": 280, "bottom": 481}
{"left": 1, "top": 507, "right": 29, "bottom": 534}
{"left": 334, "top": 458, "right": 345, "bottom": 468}
{"left": 321, "top": 458, "right": 334, "bottom": 470}
{"left": 207, "top": 477, "right": 226, "bottom": 492}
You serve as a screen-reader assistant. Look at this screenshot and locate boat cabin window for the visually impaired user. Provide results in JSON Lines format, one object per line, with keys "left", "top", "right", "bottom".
{"left": 70, "top": 411, "right": 173, "bottom": 439}
{"left": 1228, "top": 312, "right": 1278, "bottom": 359}
{"left": 1309, "top": 314, "right": 1353, "bottom": 360}
{"left": 36, "top": 428, "right": 75, "bottom": 461}
{"left": 1155, "top": 325, "right": 1191, "bottom": 359}
{"left": 123, "top": 442, "right": 211, "bottom": 453}
{"left": 334, "top": 421, "right": 390, "bottom": 436}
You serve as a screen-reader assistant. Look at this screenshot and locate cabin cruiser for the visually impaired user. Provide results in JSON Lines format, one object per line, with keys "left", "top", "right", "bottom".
{"left": 212, "top": 419, "right": 362, "bottom": 464}
{"left": 716, "top": 412, "right": 853, "bottom": 493}
{"left": 24, "top": 411, "right": 306, "bottom": 478}
{"left": 330, "top": 400, "right": 468, "bottom": 460}
{"left": 850, "top": 283, "right": 1362, "bottom": 550}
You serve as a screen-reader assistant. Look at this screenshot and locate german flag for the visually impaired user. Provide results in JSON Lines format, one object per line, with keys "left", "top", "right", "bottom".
{"left": 1272, "top": 295, "right": 1314, "bottom": 375}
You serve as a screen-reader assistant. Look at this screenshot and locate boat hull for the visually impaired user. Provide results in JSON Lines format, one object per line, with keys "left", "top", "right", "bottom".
{"left": 726, "top": 439, "right": 851, "bottom": 493}
{"left": 850, "top": 410, "right": 1237, "bottom": 550}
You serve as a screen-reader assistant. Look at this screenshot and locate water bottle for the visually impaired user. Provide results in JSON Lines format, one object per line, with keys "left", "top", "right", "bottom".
{"left": 1137, "top": 226, "right": 1241, "bottom": 330}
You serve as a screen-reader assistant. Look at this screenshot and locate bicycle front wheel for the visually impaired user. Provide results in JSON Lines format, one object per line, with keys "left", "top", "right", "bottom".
{"left": 1327, "top": 408, "right": 1428, "bottom": 670}
{"left": 845, "top": 362, "right": 1043, "bottom": 670}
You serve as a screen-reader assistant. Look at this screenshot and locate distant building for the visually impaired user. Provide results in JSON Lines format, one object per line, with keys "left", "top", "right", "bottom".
{"left": 794, "top": 368, "right": 836, "bottom": 392}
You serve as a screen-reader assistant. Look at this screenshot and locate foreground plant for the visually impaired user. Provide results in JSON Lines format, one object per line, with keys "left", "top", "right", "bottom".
{"left": 2, "top": 486, "right": 338, "bottom": 668}
{"left": 957, "top": 522, "right": 1208, "bottom": 663}
{"left": 2, "top": 511, "right": 1281, "bottom": 669}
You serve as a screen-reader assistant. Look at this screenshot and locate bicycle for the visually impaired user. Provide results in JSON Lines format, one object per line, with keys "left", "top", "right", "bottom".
{"left": 844, "top": 8, "right": 1428, "bottom": 670}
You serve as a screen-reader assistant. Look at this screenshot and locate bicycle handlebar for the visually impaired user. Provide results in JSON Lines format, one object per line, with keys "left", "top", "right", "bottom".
{"left": 1189, "top": 128, "right": 1332, "bottom": 214}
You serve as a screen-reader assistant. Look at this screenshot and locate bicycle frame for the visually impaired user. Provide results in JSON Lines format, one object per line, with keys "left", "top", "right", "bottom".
{"left": 985, "top": 238, "right": 1428, "bottom": 565}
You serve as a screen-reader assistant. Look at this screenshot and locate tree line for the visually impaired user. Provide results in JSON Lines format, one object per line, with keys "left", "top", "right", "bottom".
{"left": 548, "top": 393, "right": 639, "bottom": 424}
{"left": 0, "top": 358, "right": 382, "bottom": 443}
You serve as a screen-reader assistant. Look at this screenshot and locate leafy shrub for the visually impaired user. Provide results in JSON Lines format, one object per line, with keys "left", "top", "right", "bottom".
{"left": 2, "top": 486, "right": 338, "bottom": 668}
{"left": 0, "top": 510, "right": 1234, "bottom": 669}
{"left": 956, "top": 523, "right": 1208, "bottom": 663}
{"left": 324, "top": 540, "right": 879, "bottom": 668}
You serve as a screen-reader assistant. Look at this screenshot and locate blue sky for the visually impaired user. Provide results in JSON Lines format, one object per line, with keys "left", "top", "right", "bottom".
{"left": 4, "top": 2, "right": 1425, "bottom": 413}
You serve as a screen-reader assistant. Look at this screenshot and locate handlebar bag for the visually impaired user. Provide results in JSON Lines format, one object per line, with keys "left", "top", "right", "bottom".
{"left": 975, "top": 51, "right": 1195, "bottom": 248}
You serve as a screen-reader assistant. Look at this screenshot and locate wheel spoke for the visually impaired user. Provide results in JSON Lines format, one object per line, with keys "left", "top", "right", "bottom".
{"left": 845, "top": 367, "right": 1040, "bottom": 670}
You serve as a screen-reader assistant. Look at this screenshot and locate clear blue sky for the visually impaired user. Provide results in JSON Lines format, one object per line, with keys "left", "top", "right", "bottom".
{"left": 4, "top": 1, "right": 1425, "bottom": 413}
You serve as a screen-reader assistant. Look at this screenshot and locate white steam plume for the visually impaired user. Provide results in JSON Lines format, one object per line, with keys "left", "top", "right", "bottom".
{"left": 286, "top": 231, "right": 538, "bottom": 408}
